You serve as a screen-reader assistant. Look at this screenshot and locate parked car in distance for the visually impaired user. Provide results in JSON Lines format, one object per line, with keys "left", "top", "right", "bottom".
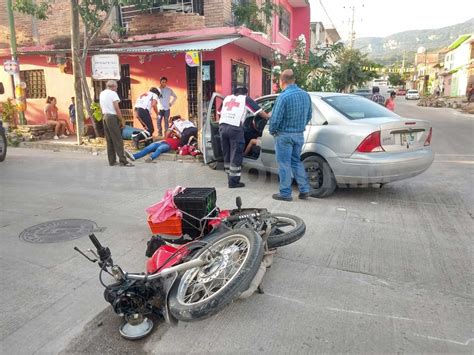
{"left": 386, "top": 86, "right": 396, "bottom": 94}
{"left": 203, "top": 92, "right": 434, "bottom": 198}
{"left": 396, "top": 88, "right": 407, "bottom": 96}
{"left": 354, "top": 88, "right": 372, "bottom": 99}
{"left": 406, "top": 89, "right": 421, "bottom": 100}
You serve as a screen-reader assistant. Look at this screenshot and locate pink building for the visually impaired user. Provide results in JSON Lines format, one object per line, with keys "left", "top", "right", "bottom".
{"left": 0, "top": 0, "right": 310, "bottom": 130}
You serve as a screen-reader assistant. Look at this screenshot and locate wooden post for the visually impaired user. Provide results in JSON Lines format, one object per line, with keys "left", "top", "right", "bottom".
{"left": 197, "top": 51, "right": 203, "bottom": 151}
{"left": 71, "top": 0, "right": 85, "bottom": 144}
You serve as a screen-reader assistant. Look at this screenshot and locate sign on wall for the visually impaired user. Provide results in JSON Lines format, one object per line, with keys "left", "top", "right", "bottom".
{"left": 3, "top": 60, "right": 19, "bottom": 75}
{"left": 185, "top": 51, "right": 200, "bottom": 67}
{"left": 91, "top": 54, "right": 120, "bottom": 80}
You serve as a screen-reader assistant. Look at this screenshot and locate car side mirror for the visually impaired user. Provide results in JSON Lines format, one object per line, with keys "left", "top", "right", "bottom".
{"left": 0, "top": 83, "right": 4, "bottom": 95}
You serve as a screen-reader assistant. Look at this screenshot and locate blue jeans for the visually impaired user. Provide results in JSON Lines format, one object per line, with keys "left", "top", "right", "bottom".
{"left": 157, "top": 109, "right": 170, "bottom": 135}
{"left": 275, "top": 132, "right": 309, "bottom": 197}
{"left": 133, "top": 142, "right": 170, "bottom": 160}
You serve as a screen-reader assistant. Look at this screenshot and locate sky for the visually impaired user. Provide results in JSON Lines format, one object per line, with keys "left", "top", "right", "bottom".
{"left": 310, "top": 0, "right": 473, "bottom": 40}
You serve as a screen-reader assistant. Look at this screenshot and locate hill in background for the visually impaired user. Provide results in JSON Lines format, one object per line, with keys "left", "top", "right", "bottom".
{"left": 353, "top": 18, "right": 474, "bottom": 66}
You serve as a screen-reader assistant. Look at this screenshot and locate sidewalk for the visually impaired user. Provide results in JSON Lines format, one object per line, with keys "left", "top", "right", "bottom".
{"left": 18, "top": 136, "right": 203, "bottom": 162}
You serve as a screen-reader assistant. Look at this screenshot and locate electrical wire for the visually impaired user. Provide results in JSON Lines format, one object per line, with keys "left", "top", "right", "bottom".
{"left": 319, "top": 0, "right": 336, "bottom": 28}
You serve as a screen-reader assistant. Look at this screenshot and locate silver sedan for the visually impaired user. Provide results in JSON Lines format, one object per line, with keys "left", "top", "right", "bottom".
{"left": 203, "top": 92, "right": 434, "bottom": 197}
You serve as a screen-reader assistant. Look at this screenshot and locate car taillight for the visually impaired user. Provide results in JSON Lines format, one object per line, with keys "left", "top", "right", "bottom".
{"left": 424, "top": 127, "right": 432, "bottom": 146}
{"left": 356, "top": 131, "right": 385, "bottom": 153}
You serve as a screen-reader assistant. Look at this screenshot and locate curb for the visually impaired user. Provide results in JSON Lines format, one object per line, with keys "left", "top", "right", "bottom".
{"left": 18, "top": 141, "right": 203, "bottom": 163}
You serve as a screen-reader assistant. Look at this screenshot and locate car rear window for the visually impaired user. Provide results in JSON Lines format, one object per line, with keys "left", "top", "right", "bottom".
{"left": 322, "top": 95, "right": 398, "bottom": 120}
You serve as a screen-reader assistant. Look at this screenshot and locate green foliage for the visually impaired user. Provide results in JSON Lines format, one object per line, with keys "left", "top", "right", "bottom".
{"left": 332, "top": 48, "right": 378, "bottom": 92}
{"left": 1, "top": 99, "right": 17, "bottom": 123}
{"left": 388, "top": 72, "right": 405, "bottom": 86}
{"left": 13, "top": 0, "right": 52, "bottom": 20}
{"left": 232, "top": 0, "right": 280, "bottom": 33}
{"left": 273, "top": 39, "right": 343, "bottom": 92}
{"left": 90, "top": 102, "right": 102, "bottom": 122}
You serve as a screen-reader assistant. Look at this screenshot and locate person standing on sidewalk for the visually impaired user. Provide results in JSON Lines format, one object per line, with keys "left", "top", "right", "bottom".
{"left": 157, "top": 77, "right": 177, "bottom": 137}
{"left": 99, "top": 80, "right": 133, "bottom": 167}
{"left": 269, "top": 69, "right": 311, "bottom": 201}
{"left": 219, "top": 87, "right": 269, "bottom": 188}
{"left": 134, "top": 87, "right": 161, "bottom": 136}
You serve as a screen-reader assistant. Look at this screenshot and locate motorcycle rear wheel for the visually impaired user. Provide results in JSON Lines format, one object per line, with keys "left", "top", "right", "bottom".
{"left": 168, "top": 228, "right": 263, "bottom": 321}
{"left": 234, "top": 213, "right": 306, "bottom": 248}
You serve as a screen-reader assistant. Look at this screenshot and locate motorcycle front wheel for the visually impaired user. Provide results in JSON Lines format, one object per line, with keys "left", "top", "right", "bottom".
{"left": 235, "top": 213, "right": 306, "bottom": 249}
{"left": 168, "top": 228, "right": 263, "bottom": 321}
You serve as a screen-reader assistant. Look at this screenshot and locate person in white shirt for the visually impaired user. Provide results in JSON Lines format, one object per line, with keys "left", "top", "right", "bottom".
{"left": 219, "top": 87, "right": 269, "bottom": 188}
{"left": 134, "top": 87, "right": 161, "bottom": 136}
{"left": 168, "top": 115, "right": 197, "bottom": 146}
{"left": 157, "top": 77, "right": 178, "bottom": 136}
{"left": 99, "top": 80, "right": 133, "bottom": 167}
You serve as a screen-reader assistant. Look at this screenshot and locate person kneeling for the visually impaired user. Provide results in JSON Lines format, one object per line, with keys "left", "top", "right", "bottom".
{"left": 125, "top": 130, "right": 180, "bottom": 163}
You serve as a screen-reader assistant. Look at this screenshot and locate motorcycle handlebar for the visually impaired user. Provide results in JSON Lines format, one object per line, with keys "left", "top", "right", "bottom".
{"left": 89, "top": 233, "right": 103, "bottom": 251}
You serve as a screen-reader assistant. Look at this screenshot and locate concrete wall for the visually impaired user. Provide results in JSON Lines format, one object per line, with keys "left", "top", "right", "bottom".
{"left": 271, "top": 0, "right": 311, "bottom": 55}
{"left": 0, "top": 55, "right": 87, "bottom": 125}
{"left": 220, "top": 44, "right": 263, "bottom": 99}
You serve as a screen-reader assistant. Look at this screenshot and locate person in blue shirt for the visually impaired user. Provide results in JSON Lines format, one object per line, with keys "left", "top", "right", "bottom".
{"left": 269, "top": 69, "right": 311, "bottom": 201}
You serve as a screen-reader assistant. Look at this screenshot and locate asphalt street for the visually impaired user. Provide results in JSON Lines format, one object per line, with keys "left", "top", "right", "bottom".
{"left": 0, "top": 99, "right": 472, "bottom": 354}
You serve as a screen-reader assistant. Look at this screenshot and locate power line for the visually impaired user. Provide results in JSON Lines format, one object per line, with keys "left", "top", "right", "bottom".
{"left": 318, "top": 0, "right": 336, "bottom": 28}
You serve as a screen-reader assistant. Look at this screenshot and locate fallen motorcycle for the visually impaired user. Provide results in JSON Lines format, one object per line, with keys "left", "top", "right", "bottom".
{"left": 75, "top": 193, "right": 305, "bottom": 340}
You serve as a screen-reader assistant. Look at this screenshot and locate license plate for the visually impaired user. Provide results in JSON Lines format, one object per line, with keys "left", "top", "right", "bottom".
{"left": 400, "top": 133, "right": 415, "bottom": 146}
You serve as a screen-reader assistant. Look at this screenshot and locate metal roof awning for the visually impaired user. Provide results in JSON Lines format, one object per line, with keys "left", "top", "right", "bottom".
{"left": 100, "top": 37, "right": 239, "bottom": 54}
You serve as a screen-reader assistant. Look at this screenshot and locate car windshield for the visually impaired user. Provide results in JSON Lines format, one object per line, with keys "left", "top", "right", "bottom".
{"left": 408, "top": 90, "right": 418, "bottom": 93}
{"left": 322, "top": 95, "right": 399, "bottom": 120}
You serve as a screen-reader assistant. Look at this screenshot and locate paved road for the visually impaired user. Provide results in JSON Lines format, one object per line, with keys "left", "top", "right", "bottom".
{"left": 0, "top": 100, "right": 472, "bottom": 354}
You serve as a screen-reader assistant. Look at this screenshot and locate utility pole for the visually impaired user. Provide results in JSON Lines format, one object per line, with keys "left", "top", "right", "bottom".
{"left": 7, "top": 0, "right": 27, "bottom": 125}
{"left": 349, "top": 6, "right": 355, "bottom": 48}
{"left": 70, "top": 0, "right": 85, "bottom": 144}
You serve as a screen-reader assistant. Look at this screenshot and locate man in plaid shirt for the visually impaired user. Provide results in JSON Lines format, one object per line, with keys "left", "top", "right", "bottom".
{"left": 269, "top": 69, "right": 311, "bottom": 201}
{"left": 370, "top": 86, "right": 385, "bottom": 105}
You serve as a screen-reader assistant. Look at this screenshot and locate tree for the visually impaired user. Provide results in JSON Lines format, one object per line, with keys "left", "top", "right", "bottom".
{"left": 272, "top": 35, "right": 342, "bottom": 93}
{"left": 332, "top": 48, "right": 378, "bottom": 92}
{"left": 388, "top": 72, "right": 405, "bottom": 87}
{"left": 232, "top": 0, "right": 280, "bottom": 33}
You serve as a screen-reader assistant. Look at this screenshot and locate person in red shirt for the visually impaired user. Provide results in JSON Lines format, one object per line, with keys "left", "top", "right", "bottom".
{"left": 125, "top": 130, "right": 180, "bottom": 163}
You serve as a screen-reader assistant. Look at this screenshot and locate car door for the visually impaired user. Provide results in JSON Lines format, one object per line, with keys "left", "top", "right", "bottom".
{"left": 255, "top": 96, "right": 278, "bottom": 168}
{"left": 202, "top": 92, "right": 224, "bottom": 164}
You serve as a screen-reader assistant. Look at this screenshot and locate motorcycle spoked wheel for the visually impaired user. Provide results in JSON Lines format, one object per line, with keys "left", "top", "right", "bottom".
{"left": 234, "top": 213, "right": 306, "bottom": 249}
{"left": 168, "top": 228, "right": 263, "bottom": 321}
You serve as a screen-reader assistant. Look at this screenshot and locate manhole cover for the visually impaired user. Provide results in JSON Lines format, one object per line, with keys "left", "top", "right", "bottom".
{"left": 19, "top": 219, "right": 103, "bottom": 244}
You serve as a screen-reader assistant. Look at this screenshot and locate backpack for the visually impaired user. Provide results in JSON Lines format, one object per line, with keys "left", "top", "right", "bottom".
{"left": 131, "top": 130, "right": 153, "bottom": 150}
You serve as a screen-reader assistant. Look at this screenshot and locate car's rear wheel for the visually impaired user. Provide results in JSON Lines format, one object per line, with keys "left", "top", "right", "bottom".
{"left": 303, "top": 155, "right": 336, "bottom": 198}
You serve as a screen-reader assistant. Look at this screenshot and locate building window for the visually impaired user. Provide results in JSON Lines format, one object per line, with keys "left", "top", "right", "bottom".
{"left": 279, "top": 7, "right": 290, "bottom": 38}
{"left": 20, "top": 70, "right": 46, "bottom": 99}
{"left": 231, "top": 61, "right": 249, "bottom": 93}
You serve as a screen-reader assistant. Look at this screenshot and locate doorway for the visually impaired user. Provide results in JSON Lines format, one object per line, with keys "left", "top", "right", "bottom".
{"left": 186, "top": 61, "right": 215, "bottom": 123}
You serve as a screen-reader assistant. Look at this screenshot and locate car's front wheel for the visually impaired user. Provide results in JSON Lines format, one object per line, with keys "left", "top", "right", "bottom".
{"left": 303, "top": 155, "right": 336, "bottom": 198}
